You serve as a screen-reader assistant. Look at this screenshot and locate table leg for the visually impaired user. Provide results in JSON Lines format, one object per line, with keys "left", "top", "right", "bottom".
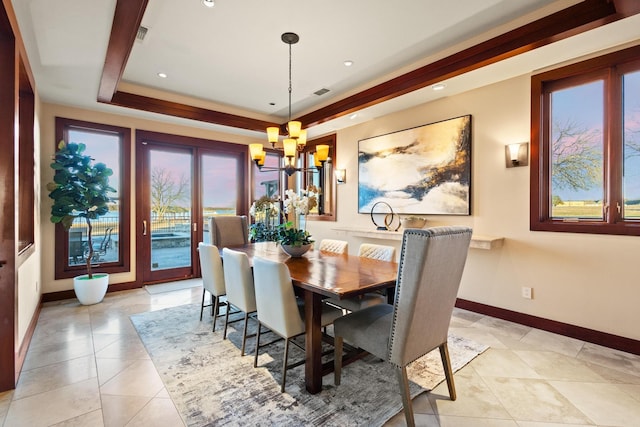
{"left": 304, "top": 290, "right": 323, "bottom": 394}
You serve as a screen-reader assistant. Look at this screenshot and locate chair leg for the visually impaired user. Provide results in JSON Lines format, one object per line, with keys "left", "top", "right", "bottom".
{"left": 223, "top": 302, "right": 231, "bottom": 340}
{"left": 240, "top": 312, "right": 249, "bottom": 356}
{"left": 439, "top": 343, "right": 457, "bottom": 400}
{"left": 254, "top": 322, "right": 262, "bottom": 368}
{"left": 395, "top": 365, "right": 415, "bottom": 427}
{"left": 199, "top": 289, "right": 206, "bottom": 321}
{"left": 212, "top": 296, "right": 220, "bottom": 331}
{"left": 281, "top": 338, "right": 290, "bottom": 393}
{"left": 334, "top": 336, "right": 343, "bottom": 385}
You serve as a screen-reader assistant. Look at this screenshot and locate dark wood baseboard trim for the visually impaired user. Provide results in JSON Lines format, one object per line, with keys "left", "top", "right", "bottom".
{"left": 455, "top": 299, "right": 640, "bottom": 356}
{"left": 41, "top": 280, "right": 141, "bottom": 303}
{"left": 15, "top": 301, "right": 41, "bottom": 381}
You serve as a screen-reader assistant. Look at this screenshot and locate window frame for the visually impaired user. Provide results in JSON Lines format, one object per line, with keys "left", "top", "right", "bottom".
{"left": 54, "top": 118, "right": 132, "bottom": 279}
{"left": 530, "top": 44, "right": 640, "bottom": 236}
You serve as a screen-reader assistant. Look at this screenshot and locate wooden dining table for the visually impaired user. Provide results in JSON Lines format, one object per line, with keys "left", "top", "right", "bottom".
{"left": 226, "top": 241, "right": 398, "bottom": 394}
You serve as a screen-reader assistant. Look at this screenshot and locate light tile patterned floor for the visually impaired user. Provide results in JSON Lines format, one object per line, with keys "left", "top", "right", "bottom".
{"left": 1, "top": 282, "right": 639, "bottom": 426}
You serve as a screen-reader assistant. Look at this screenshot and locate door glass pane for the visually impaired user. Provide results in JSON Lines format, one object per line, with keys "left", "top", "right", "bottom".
{"left": 550, "top": 80, "right": 604, "bottom": 219}
{"left": 202, "top": 153, "right": 240, "bottom": 244}
{"left": 623, "top": 69, "right": 640, "bottom": 219}
{"left": 67, "top": 129, "right": 120, "bottom": 266}
{"left": 150, "top": 149, "right": 192, "bottom": 271}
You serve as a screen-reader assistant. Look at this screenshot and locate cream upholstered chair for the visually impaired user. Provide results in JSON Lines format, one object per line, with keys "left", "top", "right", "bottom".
{"left": 221, "top": 248, "right": 257, "bottom": 356}
{"left": 333, "top": 227, "right": 472, "bottom": 427}
{"left": 358, "top": 243, "right": 396, "bottom": 261}
{"left": 252, "top": 256, "right": 343, "bottom": 392}
{"left": 209, "top": 215, "right": 249, "bottom": 248}
{"left": 327, "top": 243, "right": 396, "bottom": 312}
{"left": 198, "top": 242, "right": 228, "bottom": 331}
{"left": 318, "top": 239, "right": 348, "bottom": 254}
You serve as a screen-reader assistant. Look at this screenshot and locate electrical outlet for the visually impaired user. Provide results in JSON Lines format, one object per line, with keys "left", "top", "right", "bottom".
{"left": 521, "top": 286, "right": 533, "bottom": 299}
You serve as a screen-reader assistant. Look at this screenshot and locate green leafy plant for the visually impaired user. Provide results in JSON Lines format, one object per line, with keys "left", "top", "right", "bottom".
{"left": 276, "top": 221, "right": 313, "bottom": 246}
{"left": 47, "top": 141, "right": 116, "bottom": 278}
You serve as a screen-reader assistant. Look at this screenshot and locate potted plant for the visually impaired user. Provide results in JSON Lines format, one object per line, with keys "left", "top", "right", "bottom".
{"left": 47, "top": 140, "right": 116, "bottom": 305}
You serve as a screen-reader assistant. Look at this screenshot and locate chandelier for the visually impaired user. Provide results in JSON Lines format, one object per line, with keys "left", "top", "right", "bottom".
{"left": 250, "top": 32, "right": 329, "bottom": 176}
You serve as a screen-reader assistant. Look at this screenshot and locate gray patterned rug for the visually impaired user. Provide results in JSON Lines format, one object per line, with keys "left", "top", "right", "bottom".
{"left": 130, "top": 304, "right": 487, "bottom": 426}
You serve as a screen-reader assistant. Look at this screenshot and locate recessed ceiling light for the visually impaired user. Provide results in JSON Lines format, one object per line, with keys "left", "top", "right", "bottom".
{"left": 157, "top": 72, "right": 168, "bottom": 78}
{"left": 202, "top": 0, "right": 215, "bottom": 7}
{"left": 344, "top": 60, "right": 354, "bottom": 67}
{"left": 432, "top": 83, "right": 446, "bottom": 91}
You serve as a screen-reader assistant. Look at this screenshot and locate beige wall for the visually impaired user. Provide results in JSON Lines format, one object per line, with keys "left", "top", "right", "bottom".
{"left": 307, "top": 74, "right": 640, "bottom": 341}
{"left": 38, "top": 74, "right": 640, "bottom": 342}
{"left": 39, "top": 103, "right": 263, "bottom": 294}
{"left": 17, "top": 97, "right": 42, "bottom": 346}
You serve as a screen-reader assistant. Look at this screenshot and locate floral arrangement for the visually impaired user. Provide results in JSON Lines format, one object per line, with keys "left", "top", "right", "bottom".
{"left": 249, "top": 195, "right": 280, "bottom": 223}
{"left": 278, "top": 186, "right": 319, "bottom": 246}
{"left": 248, "top": 195, "right": 280, "bottom": 242}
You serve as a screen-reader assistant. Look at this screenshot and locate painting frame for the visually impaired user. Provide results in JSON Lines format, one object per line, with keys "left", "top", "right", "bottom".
{"left": 358, "top": 115, "right": 472, "bottom": 215}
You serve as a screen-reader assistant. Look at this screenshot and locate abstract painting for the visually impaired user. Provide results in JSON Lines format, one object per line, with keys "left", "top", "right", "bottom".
{"left": 358, "top": 115, "right": 471, "bottom": 215}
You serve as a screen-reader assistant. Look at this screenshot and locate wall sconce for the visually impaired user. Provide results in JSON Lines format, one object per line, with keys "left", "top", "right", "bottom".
{"left": 334, "top": 169, "right": 346, "bottom": 184}
{"left": 505, "top": 142, "right": 528, "bottom": 168}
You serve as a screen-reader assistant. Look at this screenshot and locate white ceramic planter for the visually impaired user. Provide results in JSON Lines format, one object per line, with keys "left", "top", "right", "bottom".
{"left": 73, "top": 273, "right": 109, "bottom": 305}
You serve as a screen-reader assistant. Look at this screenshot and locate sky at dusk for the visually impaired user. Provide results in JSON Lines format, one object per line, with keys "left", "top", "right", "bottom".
{"left": 551, "top": 70, "right": 640, "bottom": 201}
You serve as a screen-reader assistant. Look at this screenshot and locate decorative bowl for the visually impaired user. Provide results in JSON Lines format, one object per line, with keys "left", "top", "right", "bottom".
{"left": 401, "top": 217, "right": 427, "bottom": 229}
{"left": 280, "top": 243, "right": 312, "bottom": 257}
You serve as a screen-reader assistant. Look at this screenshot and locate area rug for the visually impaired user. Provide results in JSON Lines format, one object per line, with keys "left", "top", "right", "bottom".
{"left": 144, "top": 278, "right": 202, "bottom": 294}
{"left": 130, "top": 304, "right": 487, "bottom": 426}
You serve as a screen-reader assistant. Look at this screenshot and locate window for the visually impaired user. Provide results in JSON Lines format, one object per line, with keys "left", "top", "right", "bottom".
{"left": 55, "top": 118, "right": 131, "bottom": 278}
{"left": 531, "top": 45, "right": 640, "bottom": 235}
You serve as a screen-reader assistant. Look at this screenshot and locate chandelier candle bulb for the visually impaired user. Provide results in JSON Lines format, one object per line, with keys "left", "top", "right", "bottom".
{"left": 249, "top": 144, "right": 264, "bottom": 160}
{"left": 283, "top": 139, "right": 297, "bottom": 158}
{"left": 267, "top": 127, "right": 280, "bottom": 144}
{"left": 316, "top": 145, "right": 329, "bottom": 162}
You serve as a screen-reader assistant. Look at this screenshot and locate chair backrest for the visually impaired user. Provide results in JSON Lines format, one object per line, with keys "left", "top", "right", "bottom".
{"left": 388, "top": 226, "right": 472, "bottom": 367}
{"left": 359, "top": 243, "right": 396, "bottom": 261}
{"left": 221, "top": 248, "right": 256, "bottom": 313}
{"left": 252, "top": 256, "right": 305, "bottom": 338}
{"left": 209, "top": 216, "right": 249, "bottom": 248}
{"left": 198, "top": 242, "right": 226, "bottom": 297}
{"left": 318, "top": 239, "right": 348, "bottom": 254}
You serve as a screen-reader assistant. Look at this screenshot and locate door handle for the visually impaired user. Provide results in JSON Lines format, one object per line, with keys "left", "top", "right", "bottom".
{"left": 193, "top": 222, "right": 197, "bottom": 232}
{"left": 143, "top": 220, "right": 147, "bottom": 236}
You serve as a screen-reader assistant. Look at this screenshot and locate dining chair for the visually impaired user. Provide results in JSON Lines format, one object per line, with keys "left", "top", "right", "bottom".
{"left": 209, "top": 215, "right": 249, "bottom": 248}
{"left": 333, "top": 226, "right": 472, "bottom": 427}
{"left": 198, "top": 242, "right": 228, "bottom": 331}
{"left": 252, "top": 256, "right": 343, "bottom": 392}
{"left": 221, "top": 247, "right": 257, "bottom": 356}
{"left": 318, "top": 238, "right": 348, "bottom": 254}
{"left": 326, "top": 243, "right": 396, "bottom": 312}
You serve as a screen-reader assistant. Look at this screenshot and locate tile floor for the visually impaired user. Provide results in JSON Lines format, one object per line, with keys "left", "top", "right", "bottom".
{"left": 1, "top": 281, "right": 640, "bottom": 427}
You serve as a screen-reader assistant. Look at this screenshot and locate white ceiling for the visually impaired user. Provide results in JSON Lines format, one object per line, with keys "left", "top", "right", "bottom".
{"left": 10, "top": 0, "right": 640, "bottom": 139}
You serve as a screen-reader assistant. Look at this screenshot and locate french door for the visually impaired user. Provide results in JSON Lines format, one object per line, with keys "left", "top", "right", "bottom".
{"left": 136, "top": 132, "right": 247, "bottom": 284}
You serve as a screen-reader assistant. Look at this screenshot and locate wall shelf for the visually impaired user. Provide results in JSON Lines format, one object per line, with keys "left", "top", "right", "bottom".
{"left": 332, "top": 228, "right": 504, "bottom": 250}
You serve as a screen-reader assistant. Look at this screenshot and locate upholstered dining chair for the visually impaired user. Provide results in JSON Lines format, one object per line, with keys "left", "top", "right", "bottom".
{"left": 326, "top": 243, "right": 397, "bottom": 312}
{"left": 318, "top": 238, "right": 348, "bottom": 254}
{"left": 333, "top": 227, "right": 472, "bottom": 427}
{"left": 198, "top": 242, "right": 232, "bottom": 331}
{"left": 209, "top": 215, "right": 249, "bottom": 248}
{"left": 252, "top": 256, "right": 343, "bottom": 392}
{"left": 221, "top": 247, "right": 257, "bottom": 356}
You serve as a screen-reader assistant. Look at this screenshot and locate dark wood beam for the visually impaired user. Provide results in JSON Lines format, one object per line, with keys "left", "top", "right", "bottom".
{"left": 97, "top": 0, "right": 148, "bottom": 102}
{"left": 107, "top": 91, "right": 279, "bottom": 132}
{"left": 100, "top": 0, "right": 639, "bottom": 133}
{"left": 298, "top": 0, "right": 624, "bottom": 127}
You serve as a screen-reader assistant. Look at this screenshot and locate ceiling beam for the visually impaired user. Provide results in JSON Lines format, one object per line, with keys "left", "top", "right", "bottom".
{"left": 99, "top": 0, "right": 638, "bottom": 134}
{"left": 108, "top": 91, "right": 278, "bottom": 133}
{"left": 97, "top": 0, "right": 148, "bottom": 103}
